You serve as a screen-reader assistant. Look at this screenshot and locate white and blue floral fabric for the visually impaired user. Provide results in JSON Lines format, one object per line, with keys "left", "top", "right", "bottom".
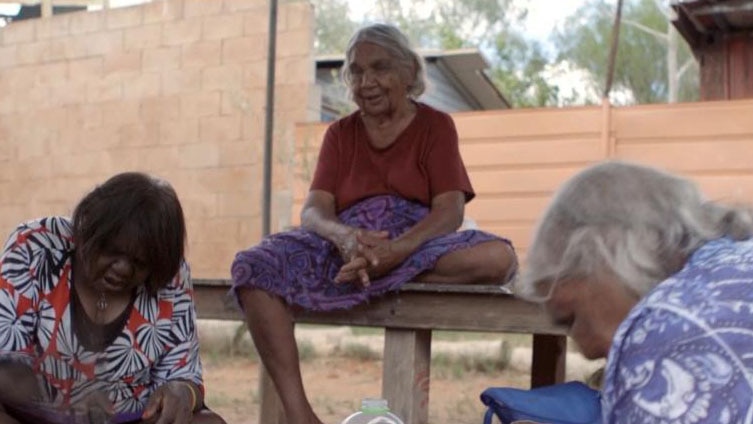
{"left": 602, "top": 237, "right": 753, "bottom": 424}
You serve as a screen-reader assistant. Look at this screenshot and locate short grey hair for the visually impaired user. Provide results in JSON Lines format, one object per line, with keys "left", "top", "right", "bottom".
{"left": 342, "top": 23, "right": 427, "bottom": 99}
{"left": 517, "top": 160, "right": 753, "bottom": 301}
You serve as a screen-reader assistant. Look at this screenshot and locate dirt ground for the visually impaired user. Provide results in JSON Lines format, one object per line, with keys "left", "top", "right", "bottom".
{"left": 201, "top": 355, "right": 530, "bottom": 424}
{"left": 195, "top": 321, "right": 602, "bottom": 424}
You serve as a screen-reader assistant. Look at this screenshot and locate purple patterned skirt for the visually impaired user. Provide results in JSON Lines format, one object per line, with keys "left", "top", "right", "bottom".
{"left": 231, "top": 195, "right": 509, "bottom": 311}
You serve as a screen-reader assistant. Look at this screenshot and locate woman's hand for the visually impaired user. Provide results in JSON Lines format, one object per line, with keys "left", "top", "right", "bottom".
{"left": 334, "top": 229, "right": 388, "bottom": 287}
{"left": 336, "top": 228, "right": 388, "bottom": 262}
{"left": 335, "top": 255, "right": 372, "bottom": 287}
{"left": 356, "top": 233, "right": 412, "bottom": 278}
{"left": 0, "top": 361, "right": 42, "bottom": 406}
{"left": 70, "top": 390, "right": 114, "bottom": 424}
{"left": 335, "top": 228, "right": 361, "bottom": 262}
{"left": 334, "top": 233, "right": 411, "bottom": 285}
{"left": 141, "top": 381, "right": 195, "bottom": 424}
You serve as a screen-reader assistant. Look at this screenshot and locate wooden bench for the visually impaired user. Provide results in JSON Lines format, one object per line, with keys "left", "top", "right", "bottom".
{"left": 192, "top": 279, "right": 567, "bottom": 424}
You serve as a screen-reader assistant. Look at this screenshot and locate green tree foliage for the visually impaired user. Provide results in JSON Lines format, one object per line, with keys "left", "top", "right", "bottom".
{"left": 309, "top": 0, "right": 559, "bottom": 107}
{"left": 309, "top": 0, "right": 699, "bottom": 108}
{"left": 491, "top": 31, "right": 561, "bottom": 107}
{"left": 309, "top": 0, "right": 358, "bottom": 54}
{"left": 370, "top": 0, "right": 512, "bottom": 50}
{"left": 554, "top": 0, "right": 698, "bottom": 104}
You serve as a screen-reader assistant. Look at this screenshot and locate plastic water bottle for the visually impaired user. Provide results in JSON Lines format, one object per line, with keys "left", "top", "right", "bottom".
{"left": 340, "top": 398, "right": 404, "bottom": 424}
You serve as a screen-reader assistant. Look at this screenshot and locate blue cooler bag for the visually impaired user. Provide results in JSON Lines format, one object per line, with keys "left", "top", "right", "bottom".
{"left": 480, "top": 381, "right": 601, "bottom": 424}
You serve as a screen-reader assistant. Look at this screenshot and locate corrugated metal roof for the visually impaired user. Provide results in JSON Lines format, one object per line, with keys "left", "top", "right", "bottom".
{"left": 316, "top": 49, "right": 511, "bottom": 110}
{"left": 672, "top": 0, "right": 753, "bottom": 47}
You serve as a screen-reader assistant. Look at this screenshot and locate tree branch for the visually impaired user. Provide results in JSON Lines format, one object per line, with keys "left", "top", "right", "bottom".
{"left": 623, "top": 19, "right": 667, "bottom": 42}
{"left": 652, "top": 0, "right": 671, "bottom": 19}
{"left": 677, "top": 57, "right": 697, "bottom": 79}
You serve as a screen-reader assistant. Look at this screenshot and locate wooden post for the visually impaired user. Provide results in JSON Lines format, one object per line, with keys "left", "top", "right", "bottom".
{"left": 601, "top": 97, "right": 614, "bottom": 158}
{"left": 41, "top": 0, "right": 53, "bottom": 17}
{"left": 530, "top": 334, "right": 567, "bottom": 387}
{"left": 382, "top": 328, "right": 432, "bottom": 424}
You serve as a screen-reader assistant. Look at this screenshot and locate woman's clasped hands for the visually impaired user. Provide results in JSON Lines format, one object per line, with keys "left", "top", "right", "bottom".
{"left": 334, "top": 228, "right": 411, "bottom": 287}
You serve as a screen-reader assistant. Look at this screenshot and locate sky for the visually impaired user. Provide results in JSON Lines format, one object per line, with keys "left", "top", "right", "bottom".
{"left": 519, "top": 0, "right": 588, "bottom": 42}
{"left": 347, "top": 0, "right": 588, "bottom": 44}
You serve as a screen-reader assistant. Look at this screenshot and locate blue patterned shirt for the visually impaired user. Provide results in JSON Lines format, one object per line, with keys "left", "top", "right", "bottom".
{"left": 602, "top": 237, "right": 753, "bottom": 423}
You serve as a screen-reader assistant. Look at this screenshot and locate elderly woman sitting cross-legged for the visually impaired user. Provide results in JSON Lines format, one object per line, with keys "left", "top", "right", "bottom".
{"left": 232, "top": 23, "right": 517, "bottom": 424}
{"left": 515, "top": 161, "right": 753, "bottom": 423}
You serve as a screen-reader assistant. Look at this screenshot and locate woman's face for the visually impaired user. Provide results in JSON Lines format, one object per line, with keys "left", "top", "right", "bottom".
{"left": 544, "top": 276, "right": 639, "bottom": 359}
{"left": 81, "top": 229, "right": 150, "bottom": 294}
{"left": 347, "top": 42, "right": 412, "bottom": 117}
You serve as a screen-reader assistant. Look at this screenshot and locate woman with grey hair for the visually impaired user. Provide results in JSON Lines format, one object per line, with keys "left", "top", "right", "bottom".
{"left": 232, "top": 23, "right": 517, "bottom": 423}
{"left": 341, "top": 23, "right": 427, "bottom": 100}
{"left": 516, "top": 160, "right": 753, "bottom": 423}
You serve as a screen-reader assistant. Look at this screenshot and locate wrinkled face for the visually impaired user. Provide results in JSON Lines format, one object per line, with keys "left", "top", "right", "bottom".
{"left": 80, "top": 229, "right": 150, "bottom": 294}
{"left": 347, "top": 42, "right": 411, "bottom": 117}
{"left": 544, "top": 276, "right": 639, "bottom": 360}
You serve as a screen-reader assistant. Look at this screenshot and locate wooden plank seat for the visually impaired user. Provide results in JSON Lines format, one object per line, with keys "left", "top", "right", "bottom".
{"left": 192, "top": 279, "right": 567, "bottom": 424}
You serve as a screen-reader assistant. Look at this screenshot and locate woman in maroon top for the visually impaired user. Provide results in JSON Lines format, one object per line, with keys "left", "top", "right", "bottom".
{"left": 232, "top": 24, "right": 517, "bottom": 424}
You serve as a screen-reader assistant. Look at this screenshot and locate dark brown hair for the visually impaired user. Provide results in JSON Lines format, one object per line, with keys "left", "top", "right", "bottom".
{"left": 72, "top": 172, "right": 186, "bottom": 294}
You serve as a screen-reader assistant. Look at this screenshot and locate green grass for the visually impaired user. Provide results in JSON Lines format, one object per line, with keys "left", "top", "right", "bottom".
{"left": 334, "top": 342, "right": 381, "bottom": 361}
{"left": 431, "top": 340, "right": 511, "bottom": 379}
{"left": 310, "top": 324, "right": 533, "bottom": 347}
{"left": 298, "top": 339, "right": 318, "bottom": 362}
{"left": 200, "top": 323, "right": 533, "bottom": 376}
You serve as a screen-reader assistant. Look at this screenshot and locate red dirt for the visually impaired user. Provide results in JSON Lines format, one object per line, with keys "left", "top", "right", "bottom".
{"left": 202, "top": 356, "right": 529, "bottom": 424}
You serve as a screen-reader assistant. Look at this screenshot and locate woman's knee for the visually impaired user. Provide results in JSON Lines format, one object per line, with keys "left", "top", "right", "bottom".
{"left": 476, "top": 241, "right": 518, "bottom": 283}
{"left": 425, "top": 240, "right": 518, "bottom": 284}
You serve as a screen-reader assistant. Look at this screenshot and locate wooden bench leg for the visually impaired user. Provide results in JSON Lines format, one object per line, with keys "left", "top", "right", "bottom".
{"left": 258, "top": 365, "right": 286, "bottom": 424}
{"left": 382, "top": 328, "right": 431, "bottom": 424}
{"left": 531, "top": 334, "right": 567, "bottom": 387}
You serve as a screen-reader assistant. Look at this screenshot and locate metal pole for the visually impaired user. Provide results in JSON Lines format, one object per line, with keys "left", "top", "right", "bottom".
{"left": 41, "top": 0, "right": 53, "bottom": 17}
{"left": 603, "top": 0, "right": 624, "bottom": 99}
{"left": 262, "top": 0, "right": 278, "bottom": 237}
{"left": 257, "top": 2, "right": 281, "bottom": 418}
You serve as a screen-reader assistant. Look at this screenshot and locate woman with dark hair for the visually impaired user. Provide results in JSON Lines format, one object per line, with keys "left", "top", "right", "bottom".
{"left": 0, "top": 172, "right": 226, "bottom": 424}
{"left": 232, "top": 23, "right": 517, "bottom": 424}
{"left": 516, "top": 161, "right": 753, "bottom": 423}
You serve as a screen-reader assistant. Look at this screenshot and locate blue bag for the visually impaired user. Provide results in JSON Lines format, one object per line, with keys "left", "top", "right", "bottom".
{"left": 480, "top": 381, "right": 601, "bottom": 424}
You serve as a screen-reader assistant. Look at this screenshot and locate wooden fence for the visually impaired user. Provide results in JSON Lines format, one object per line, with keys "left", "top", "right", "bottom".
{"left": 291, "top": 99, "right": 753, "bottom": 263}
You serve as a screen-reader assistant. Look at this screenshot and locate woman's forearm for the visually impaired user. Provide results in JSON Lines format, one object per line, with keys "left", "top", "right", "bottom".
{"left": 300, "top": 191, "right": 354, "bottom": 246}
{"left": 189, "top": 381, "right": 204, "bottom": 412}
{"left": 0, "top": 361, "right": 41, "bottom": 406}
{"left": 172, "top": 380, "right": 204, "bottom": 413}
{"left": 301, "top": 206, "right": 353, "bottom": 244}
{"left": 393, "top": 191, "right": 465, "bottom": 254}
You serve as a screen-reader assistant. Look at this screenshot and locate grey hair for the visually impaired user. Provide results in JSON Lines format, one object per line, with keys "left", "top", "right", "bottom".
{"left": 341, "top": 23, "right": 427, "bottom": 99}
{"left": 517, "top": 160, "right": 753, "bottom": 301}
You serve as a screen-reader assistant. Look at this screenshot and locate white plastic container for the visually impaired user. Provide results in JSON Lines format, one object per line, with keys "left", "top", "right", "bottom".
{"left": 340, "top": 398, "right": 405, "bottom": 424}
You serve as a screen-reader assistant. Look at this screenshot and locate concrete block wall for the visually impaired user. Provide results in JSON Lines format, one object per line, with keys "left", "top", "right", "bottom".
{"left": 0, "top": 0, "right": 317, "bottom": 278}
